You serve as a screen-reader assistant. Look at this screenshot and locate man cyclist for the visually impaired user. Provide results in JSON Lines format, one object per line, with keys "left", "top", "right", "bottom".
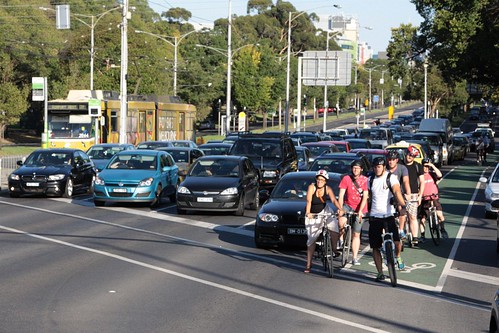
{"left": 338, "top": 160, "right": 369, "bottom": 265}
{"left": 386, "top": 151, "right": 411, "bottom": 239}
{"left": 368, "top": 157, "right": 407, "bottom": 281}
{"left": 404, "top": 145, "right": 425, "bottom": 245}
{"left": 419, "top": 158, "right": 449, "bottom": 239}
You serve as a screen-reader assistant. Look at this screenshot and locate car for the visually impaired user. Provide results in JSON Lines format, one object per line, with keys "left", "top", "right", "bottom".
{"left": 345, "top": 138, "right": 372, "bottom": 150}
{"left": 171, "top": 140, "right": 198, "bottom": 148}
{"left": 385, "top": 141, "right": 426, "bottom": 165}
{"left": 301, "top": 142, "right": 340, "bottom": 160}
{"left": 176, "top": 155, "right": 260, "bottom": 216}
{"left": 406, "top": 139, "right": 435, "bottom": 165}
{"left": 290, "top": 131, "right": 321, "bottom": 143}
{"left": 156, "top": 147, "right": 205, "bottom": 180}
{"left": 198, "top": 142, "right": 233, "bottom": 156}
{"left": 474, "top": 128, "right": 496, "bottom": 152}
{"left": 452, "top": 136, "right": 467, "bottom": 161}
{"left": 358, "top": 127, "right": 393, "bottom": 148}
{"left": 480, "top": 163, "right": 499, "bottom": 218}
{"left": 308, "top": 152, "right": 371, "bottom": 175}
{"left": 254, "top": 171, "right": 341, "bottom": 248}
{"left": 350, "top": 148, "right": 388, "bottom": 165}
{"left": 8, "top": 148, "right": 96, "bottom": 198}
{"left": 317, "top": 107, "right": 337, "bottom": 114}
{"left": 412, "top": 132, "right": 444, "bottom": 167}
{"left": 455, "top": 134, "right": 471, "bottom": 153}
{"left": 295, "top": 146, "right": 313, "bottom": 171}
{"left": 324, "top": 129, "right": 348, "bottom": 138}
{"left": 325, "top": 140, "right": 351, "bottom": 153}
{"left": 198, "top": 119, "right": 215, "bottom": 130}
{"left": 229, "top": 133, "right": 298, "bottom": 190}
{"left": 86, "top": 143, "right": 135, "bottom": 172}
{"left": 491, "top": 200, "right": 499, "bottom": 253}
{"left": 93, "top": 150, "right": 179, "bottom": 208}
{"left": 470, "top": 131, "right": 495, "bottom": 153}
{"left": 490, "top": 289, "right": 499, "bottom": 332}
{"left": 136, "top": 141, "right": 174, "bottom": 150}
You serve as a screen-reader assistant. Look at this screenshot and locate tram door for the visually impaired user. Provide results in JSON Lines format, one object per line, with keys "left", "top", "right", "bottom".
{"left": 178, "top": 112, "right": 185, "bottom": 140}
{"left": 138, "top": 111, "right": 146, "bottom": 143}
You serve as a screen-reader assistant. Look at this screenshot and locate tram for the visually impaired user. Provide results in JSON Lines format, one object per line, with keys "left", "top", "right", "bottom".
{"left": 45, "top": 90, "right": 197, "bottom": 150}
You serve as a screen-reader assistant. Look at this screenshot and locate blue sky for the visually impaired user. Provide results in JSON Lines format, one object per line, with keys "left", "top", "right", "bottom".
{"left": 148, "top": 0, "right": 423, "bottom": 53}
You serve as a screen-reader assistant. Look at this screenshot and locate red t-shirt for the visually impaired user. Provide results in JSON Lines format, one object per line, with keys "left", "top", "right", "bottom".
{"left": 422, "top": 172, "right": 439, "bottom": 198}
{"left": 339, "top": 174, "right": 368, "bottom": 213}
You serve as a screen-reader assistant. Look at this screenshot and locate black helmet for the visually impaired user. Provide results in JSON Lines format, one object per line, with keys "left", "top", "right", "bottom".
{"left": 387, "top": 150, "right": 399, "bottom": 159}
{"left": 350, "top": 160, "right": 363, "bottom": 168}
{"left": 422, "top": 157, "right": 431, "bottom": 164}
{"left": 372, "top": 156, "right": 386, "bottom": 166}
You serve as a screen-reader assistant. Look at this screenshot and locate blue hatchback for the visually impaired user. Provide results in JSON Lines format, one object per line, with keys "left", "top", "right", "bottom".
{"left": 93, "top": 150, "right": 179, "bottom": 208}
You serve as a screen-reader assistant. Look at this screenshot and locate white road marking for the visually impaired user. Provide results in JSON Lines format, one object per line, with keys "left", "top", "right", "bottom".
{"left": 0, "top": 223, "right": 389, "bottom": 333}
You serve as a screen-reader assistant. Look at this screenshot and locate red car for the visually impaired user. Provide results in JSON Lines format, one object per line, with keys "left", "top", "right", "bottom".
{"left": 323, "top": 140, "right": 351, "bottom": 153}
{"left": 317, "top": 107, "right": 337, "bottom": 114}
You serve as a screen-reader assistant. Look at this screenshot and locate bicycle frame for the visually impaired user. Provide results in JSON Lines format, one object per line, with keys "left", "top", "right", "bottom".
{"left": 422, "top": 194, "right": 441, "bottom": 245}
{"left": 381, "top": 220, "right": 398, "bottom": 287}
{"left": 311, "top": 213, "right": 335, "bottom": 278}
{"left": 340, "top": 212, "right": 356, "bottom": 267}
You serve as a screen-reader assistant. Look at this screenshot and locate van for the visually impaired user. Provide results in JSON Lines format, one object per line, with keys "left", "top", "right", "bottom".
{"left": 418, "top": 118, "right": 453, "bottom": 165}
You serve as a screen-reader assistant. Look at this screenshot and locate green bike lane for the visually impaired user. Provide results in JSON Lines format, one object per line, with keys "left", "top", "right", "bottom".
{"left": 350, "top": 159, "right": 491, "bottom": 291}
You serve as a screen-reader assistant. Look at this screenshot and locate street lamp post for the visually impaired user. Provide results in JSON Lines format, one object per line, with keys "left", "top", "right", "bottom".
{"left": 367, "top": 65, "right": 381, "bottom": 112}
{"left": 380, "top": 69, "right": 389, "bottom": 113}
{"left": 424, "top": 60, "right": 428, "bottom": 119}
{"left": 135, "top": 29, "right": 197, "bottom": 96}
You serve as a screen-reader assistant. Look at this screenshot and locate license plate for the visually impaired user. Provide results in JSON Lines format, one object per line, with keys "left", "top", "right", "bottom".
{"left": 113, "top": 188, "right": 127, "bottom": 193}
{"left": 197, "top": 197, "right": 213, "bottom": 202}
{"left": 26, "top": 182, "right": 39, "bottom": 187}
{"left": 288, "top": 228, "right": 307, "bottom": 235}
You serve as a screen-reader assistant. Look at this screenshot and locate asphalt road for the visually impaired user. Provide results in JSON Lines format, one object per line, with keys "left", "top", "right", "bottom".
{"left": 0, "top": 110, "right": 497, "bottom": 332}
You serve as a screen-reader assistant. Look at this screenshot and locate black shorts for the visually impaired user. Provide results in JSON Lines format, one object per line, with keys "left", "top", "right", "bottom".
{"left": 368, "top": 216, "right": 400, "bottom": 249}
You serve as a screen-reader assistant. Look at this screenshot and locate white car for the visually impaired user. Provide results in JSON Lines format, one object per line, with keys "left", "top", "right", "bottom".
{"left": 480, "top": 163, "right": 499, "bottom": 218}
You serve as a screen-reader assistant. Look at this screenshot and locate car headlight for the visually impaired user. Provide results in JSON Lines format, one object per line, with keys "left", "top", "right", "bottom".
{"left": 258, "top": 213, "right": 279, "bottom": 222}
{"left": 95, "top": 176, "right": 105, "bottom": 185}
{"left": 48, "top": 174, "right": 66, "bottom": 181}
{"left": 139, "top": 177, "right": 154, "bottom": 187}
{"left": 177, "top": 186, "right": 191, "bottom": 194}
{"left": 220, "top": 187, "right": 238, "bottom": 195}
{"left": 9, "top": 174, "right": 20, "bottom": 181}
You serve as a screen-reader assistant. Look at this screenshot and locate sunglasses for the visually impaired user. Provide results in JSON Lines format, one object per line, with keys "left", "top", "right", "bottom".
{"left": 407, "top": 154, "right": 417, "bottom": 158}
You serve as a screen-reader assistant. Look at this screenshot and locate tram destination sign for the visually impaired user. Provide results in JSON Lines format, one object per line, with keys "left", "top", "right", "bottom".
{"left": 301, "top": 51, "right": 352, "bottom": 86}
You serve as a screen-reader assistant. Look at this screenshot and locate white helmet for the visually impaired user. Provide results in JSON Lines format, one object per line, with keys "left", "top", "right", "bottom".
{"left": 315, "top": 169, "right": 329, "bottom": 180}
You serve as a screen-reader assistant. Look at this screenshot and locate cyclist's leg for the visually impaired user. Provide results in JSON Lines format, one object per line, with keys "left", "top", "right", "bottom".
{"left": 407, "top": 194, "right": 420, "bottom": 242}
{"left": 398, "top": 206, "right": 408, "bottom": 238}
{"left": 305, "top": 215, "right": 321, "bottom": 271}
{"left": 435, "top": 200, "right": 448, "bottom": 238}
{"left": 368, "top": 218, "right": 384, "bottom": 277}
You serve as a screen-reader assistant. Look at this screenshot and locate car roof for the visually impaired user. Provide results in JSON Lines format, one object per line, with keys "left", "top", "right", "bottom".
{"left": 32, "top": 148, "right": 82, "bottom": 153}
{"left": 280, "top": 171, "right": 342, "bottom": 181}
{"left": 199, "top": 143, "right": 232, "bottom": 147}
{"left": 302, "top": 142, "right": 337, "bottom": 147}
{"left": 350, "top": 148, "right": 387, "bottom": 154}
{"left": 156, "top": 147, "right": 198, "bottom": 151}
{"left": 314, "top": 152, "right": 361, "bottom": 159}
{"left": 198, "top": 155, "right": 244, "bottom": 161}
{"left": 116, "top": 149, "right": 163, "bottom": 156}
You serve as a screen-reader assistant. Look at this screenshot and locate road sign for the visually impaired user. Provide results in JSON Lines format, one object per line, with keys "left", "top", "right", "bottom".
{"left": 301, "top": 51, "right": 352, "bottom": 86}
{"left": 373, "top": 95, "right": 379, "bottom": 103}
{"left": 32, "top": 77, "right": 45, "bottom": 101}
{"left": 88, "top": 98, "right": 101, "bottom": 117}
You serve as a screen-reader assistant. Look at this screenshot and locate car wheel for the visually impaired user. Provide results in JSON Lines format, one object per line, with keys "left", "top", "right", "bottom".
{"left": 88, "top": 175, "right": 95, "bottom": 194}
{"left": 250, "top": 190, "right": 260, "bottom": 211}
{"left": 235, "top": 193, "right": 245, "bottom": 216}
{"left": 63, "top": 178, "right": 74, "bottom": 198}
{"left": 150, "top": 184, "right": 162, "bottom": 208}
{"left": 94, "top": 199, "right": 105, "bottom": 207}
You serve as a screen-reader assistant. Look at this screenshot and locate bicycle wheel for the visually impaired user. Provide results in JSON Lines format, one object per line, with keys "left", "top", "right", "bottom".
{"left": 429, "top": 210, "right": 441, "bottom": 246}
{"left": 384, "top": 241, "right": 397, "bottom": 287}
{"left": 323, "top": 230, "right": 334, "bottom": 278}
{"left": 341, "top": 225, "right": 352, "bottom": 267}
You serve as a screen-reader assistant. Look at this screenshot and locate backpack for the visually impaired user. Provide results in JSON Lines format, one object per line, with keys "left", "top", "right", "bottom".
{"left": 367, "top": 171, "right": 394, "bottom": 209}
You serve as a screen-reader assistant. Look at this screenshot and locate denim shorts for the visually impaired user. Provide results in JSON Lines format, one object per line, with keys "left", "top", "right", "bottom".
{"left": 343, "top": 204, "right": 364, "bottom": 233}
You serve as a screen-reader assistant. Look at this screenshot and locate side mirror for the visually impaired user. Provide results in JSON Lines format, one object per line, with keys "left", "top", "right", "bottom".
{"left": 17, "top": 160, "right": 23, "bottom": 166}
{"left": 259, "top": 189, "right": 271, "bottom": 202}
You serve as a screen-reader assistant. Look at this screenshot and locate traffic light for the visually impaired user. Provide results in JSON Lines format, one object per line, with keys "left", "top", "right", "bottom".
{"left": 303, "top": 95, "right": 307, "bottom": 106}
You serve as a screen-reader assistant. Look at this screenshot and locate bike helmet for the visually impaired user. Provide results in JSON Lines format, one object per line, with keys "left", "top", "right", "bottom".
{"left": 372, "top": 156, "right": 386, "bottom": 166}
{"left": 315, "top": 169, "right": 329, "bottom": 180}
{"left": 407, "top": 145, "right": 419, "bottom": 156}
{"left": 387, "top": 150, "right": 399, "bottom": 160}
{"left": 422, "top": 157, "right": 431, "bottom": 164}
{"left": 350, "top": 160, "right": 363, "bottom": 168}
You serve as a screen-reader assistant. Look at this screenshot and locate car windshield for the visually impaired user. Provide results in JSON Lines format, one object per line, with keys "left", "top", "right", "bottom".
{"left": 189, "top": 160, "right": 240, "bottom": 177}
{"left": 201, "top": 147, "right": 230, "bottom": 155}
{"left": 492, "top": 168, "right": 499, "bottom": 183}
{"left": 414, "top": 135, "right": 440, "bottom": 145}
{"left": 165, "top": 150, "right": 189, "bottom": 163}
{"left": 87, "top": 146, "right": 124, "bottom": 160}
{"left": 107, "top": 154, "right": 156, "bottom": 170}
{"left": 297, "top": 150, "right": 306, "bottom": 163}
{"left": 24, "top": 152, "right": 73, "bottom": 166}
{"left": 231, "top": 140, "right": 282, "bottom": 159}
{"left": 309, "top": 158, "right": 352, "bottom": 173}
{"left": 271, "top": 176, "right": 340, "bottom": 199}
{"left": 306, "top": 145, "right": 334, "bottom": 157}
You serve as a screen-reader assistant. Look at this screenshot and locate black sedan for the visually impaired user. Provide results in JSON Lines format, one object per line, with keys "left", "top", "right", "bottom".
{"left": 176, "top": 155, "right": 260, "bottom": 216}
{"left": 8, "top": 148, "right": 96, "bottom": 198}
{"left": 254, "top": 172, "right": 341, "bottom": 248}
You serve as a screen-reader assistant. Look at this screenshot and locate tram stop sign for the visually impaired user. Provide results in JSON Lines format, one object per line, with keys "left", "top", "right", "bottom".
{"left": 88, "top": 98, "right": 101, "bottom": 117}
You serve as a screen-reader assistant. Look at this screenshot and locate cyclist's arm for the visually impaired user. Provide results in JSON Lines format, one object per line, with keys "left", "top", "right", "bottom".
{"left": 358, "top": 189, "right": 369, "bottom": 217}
{"left": 391, "top": 182, "right": 406, "bottom": 209}
{"left": 305, "top": 184, "right": 314, "bottom": 218}
{"left": 418, "top": 174, "right": 425, "bottom": 204}
{"left": 402, "top": 174, "right": 411, "bottom": 200}
{"left": 338, "top": 188, "right": 346, "bottom": 209}
{"left": 327, "top": 186, "right": 343, "bottom": 213}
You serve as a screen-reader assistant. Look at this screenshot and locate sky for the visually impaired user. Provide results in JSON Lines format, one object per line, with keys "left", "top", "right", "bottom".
{"left": 148, "top": 0, "right": 424, "bottom": 54}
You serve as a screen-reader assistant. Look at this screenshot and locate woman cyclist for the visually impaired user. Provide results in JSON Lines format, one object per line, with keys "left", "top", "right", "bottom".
{"left": 418, "top": 158, "right": 449, "bottom": 239}
{"left": 304, "top": 169, "right": 343, "bottom": 273}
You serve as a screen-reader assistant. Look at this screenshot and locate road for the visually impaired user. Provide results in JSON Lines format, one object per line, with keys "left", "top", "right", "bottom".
{"left": 0, "top": 111, "right": 497, "bottom": 332}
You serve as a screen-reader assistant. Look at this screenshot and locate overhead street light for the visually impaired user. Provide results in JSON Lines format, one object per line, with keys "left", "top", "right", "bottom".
{"left": 135, "top": 29, "right": 197, "bottom": 96}
{"left": 39, "top": 5, "right": 122, "bottom": 90}
{"left": 424, "top": 60, "right": 428, "bottom": 119}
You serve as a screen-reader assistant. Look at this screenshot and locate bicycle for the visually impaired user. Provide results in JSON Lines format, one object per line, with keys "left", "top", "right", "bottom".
{"left": 477, "top": 147, "right": 485, "bottom": 165}
{"left": 380, "top": 219, "right": 398, "bottom": 287}
{"left": 311, "top": 213, "right": 335, "bottom": 278}
{"left": 421, "top": 194, "right": 440, "bottom": 246}
{"left": 340, "top": 212, "right": 356, "bottom": 267}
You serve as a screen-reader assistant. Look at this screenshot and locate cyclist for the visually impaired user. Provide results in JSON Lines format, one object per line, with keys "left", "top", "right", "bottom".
{"left": 386, "top": 150, "right": 411, "bottom": 239}
{"left": 404, "top": 145, "right": 425, "bottom": 245}
{"left": 338, "top": 160, "right": 369, "bottom": 265}
{"left": 476, "top": 137, "right": 485, "bottom": 164}
{"left": 304, "top": 169, "right": 343, "bottom": 273}
{"left": 368, "top": 157, "right": 407, "bottom": 281}
{"left": 419, "top": 158, "right": 449, "bottom": 239}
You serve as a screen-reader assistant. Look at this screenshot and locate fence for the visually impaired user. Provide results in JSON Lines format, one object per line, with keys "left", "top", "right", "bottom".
{"left": 0, "top": 155, "right": 25, "bottom": 188}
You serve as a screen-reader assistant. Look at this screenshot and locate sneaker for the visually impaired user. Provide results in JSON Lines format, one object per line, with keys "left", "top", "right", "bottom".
{"left": 399, "top": 230, "right": 407, "bottom": 239}
{"left": 396, "top": 256, "right": 405, "bottom": 270}
{"left": 412, "top": 237, "right": 419, "bottom": 247}
{"left": 352, "top": 258, "right": 361, "bottom": 266}
{"left": 441, "top": 228, "right": 449, "bottom": 239}
{"left": 420, "top": 235, "right": 426, "bottom": 243}
{"left": 375, "top": 273, "right": 386, "bottom": 281}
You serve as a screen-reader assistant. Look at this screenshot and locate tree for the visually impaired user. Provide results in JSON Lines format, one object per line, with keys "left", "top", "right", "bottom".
{"left": 161, "top": 7, "right": 192, "bottom": 24}
{"left": 0, "top": 82, "right": 29, "bottom": 144}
